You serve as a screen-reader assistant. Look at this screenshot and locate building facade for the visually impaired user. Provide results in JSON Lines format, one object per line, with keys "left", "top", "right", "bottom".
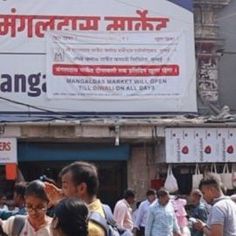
{"left": 1, "top": 0, "right": 236, "bottom": 206}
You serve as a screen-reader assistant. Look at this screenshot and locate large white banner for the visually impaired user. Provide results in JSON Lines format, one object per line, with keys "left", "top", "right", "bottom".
{"left": 46, "top": 32, "right": 186, "bottom": 99}
{"left": 0, "top": 0, "right": 196, "bottom": 113}
{"left": 0, "top": 138, "right": 17, "bottom": 164}
{"left": 165, "top": 128, "right": 236, "bottom": 163}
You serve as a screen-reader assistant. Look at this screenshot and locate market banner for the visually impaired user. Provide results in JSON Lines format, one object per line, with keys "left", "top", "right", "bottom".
{"left": 46, "top": 31, "right": 186, "bottom": 99}
{"left": 0, "top": 0, "right": 196, "bottom": 113}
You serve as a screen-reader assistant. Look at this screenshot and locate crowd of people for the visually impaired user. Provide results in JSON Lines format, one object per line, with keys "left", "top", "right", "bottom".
{"left": 131, "top": 177, "right": 236, "bottom": 236}
{"left": 0, "top": 161, "right": 235, "bottom": 236}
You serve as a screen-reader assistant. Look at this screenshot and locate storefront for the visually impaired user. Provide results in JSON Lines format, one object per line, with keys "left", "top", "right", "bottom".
{"left": 1, "top": 121, "right": 236, "bottom": 206}
{"left": 18, "top": 142, "right": 130, "bottom": 208}
{"left": 0, "top": 135, "right": 130, "bottom": 208}
{"left": 154, "top": 127, "right": 236, "bottom": 196}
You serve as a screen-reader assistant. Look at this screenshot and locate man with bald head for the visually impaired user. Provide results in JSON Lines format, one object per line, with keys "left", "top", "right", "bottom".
{"left": 189, "top": 189, "right": 208, "bottom": 236}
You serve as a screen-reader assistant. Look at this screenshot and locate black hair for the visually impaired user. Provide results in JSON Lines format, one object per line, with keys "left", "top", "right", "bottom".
{"left": 146, "top": 189, "right": 156, "bottom": 196}
{"left": 123, "top": 189, "right": 135, "bottom": 199}
{"left": 54, "top": 198, "right": 88, "bottom": 236}
{"left": 199, "top": 175, "right": 221, "bottom": 191}
{"left": 14, "top": 182, "right": 27, "bottom": 199}
{"left": 59, "top": 161, "right": 99, "bottom": 196}
{"left": 157, "top": 188, "right": 169, "bottom": 198}
{"left": 25, "top": 180, "right": 48, "bottom": 202}
{"left": 191, "top": 189, "right": 202, "bottom": 198}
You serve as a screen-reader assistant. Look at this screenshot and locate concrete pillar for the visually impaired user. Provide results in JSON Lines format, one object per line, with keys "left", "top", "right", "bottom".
{"left": 128, "top": 145, "right": 157, "bottom": 201}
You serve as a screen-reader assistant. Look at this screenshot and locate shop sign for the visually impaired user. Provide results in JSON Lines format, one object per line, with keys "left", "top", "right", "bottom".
{"left": 165, "top": 128, "right": 236, "bottom": 163}
{"left": 0, "top": 138, "right": 17, "bottom": 164}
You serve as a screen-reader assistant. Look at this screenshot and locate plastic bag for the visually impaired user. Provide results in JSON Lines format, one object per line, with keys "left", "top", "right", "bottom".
{"left": 164, "top": 165, "right": 178, "bottom": 193}
{"left": 221, "top": 164, "right": 233, "bottom": 190}
{"left": 192, "top": 164, "right": 203, "bottom": 190}
{"left": 211, "top": 164, "right": 221, "bottom": 183}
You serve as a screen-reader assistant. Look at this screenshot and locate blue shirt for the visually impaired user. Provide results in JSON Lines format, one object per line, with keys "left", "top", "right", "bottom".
{"left": 0, "top": 207, "right": 27, "bottom": 220}
{"left": 145, "top": 201, "right": 180, "bottom": 236}
{"left": 190, "top": 202, "right": 208, "bottom": 236}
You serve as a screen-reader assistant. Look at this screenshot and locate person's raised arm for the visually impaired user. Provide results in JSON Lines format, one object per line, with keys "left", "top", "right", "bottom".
{"left": 44, "top": 182, "right": 64, "bottom": 206}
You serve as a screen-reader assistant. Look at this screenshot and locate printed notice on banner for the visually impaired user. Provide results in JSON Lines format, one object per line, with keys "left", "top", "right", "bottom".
{"left": 46, "top": 31, "right": 186, "bottom": 99}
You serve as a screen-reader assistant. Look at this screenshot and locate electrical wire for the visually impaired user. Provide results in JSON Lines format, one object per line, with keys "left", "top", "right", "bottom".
{"left": 0, "top": 95, "right": 75, "bottom": 119}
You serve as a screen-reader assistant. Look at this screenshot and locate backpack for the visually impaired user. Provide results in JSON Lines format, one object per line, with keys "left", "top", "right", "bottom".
{"left": 0, "top": 215, "right": 26, "bottom": 236}
{"left": 88, "top": 204, "right": 132, "bottom": 236}
{"left": 12, "top": 215, "right": 26, "bottom": 236}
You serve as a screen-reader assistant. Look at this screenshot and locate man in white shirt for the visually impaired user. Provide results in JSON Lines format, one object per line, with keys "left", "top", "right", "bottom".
{"left": 133, "top": 189, "right": 157, "bottom": 236}
{"left": 113, "top": 189, "right": 135, "bottom": 231}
